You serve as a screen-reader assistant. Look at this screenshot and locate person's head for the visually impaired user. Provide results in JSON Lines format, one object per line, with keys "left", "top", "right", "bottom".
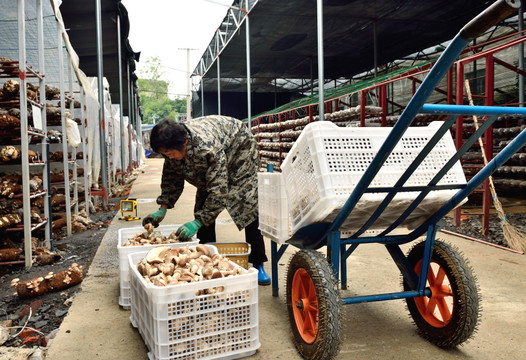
{"left": 150, "top": 118, "right": 188, "bottom": 160}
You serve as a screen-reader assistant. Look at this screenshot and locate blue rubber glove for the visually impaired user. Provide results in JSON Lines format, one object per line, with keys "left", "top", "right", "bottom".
{"left": 176, "top": 219, "right": 202, "bottom": 241}
{"left": 142, "top": 207, "right": 167, "bottom": 227}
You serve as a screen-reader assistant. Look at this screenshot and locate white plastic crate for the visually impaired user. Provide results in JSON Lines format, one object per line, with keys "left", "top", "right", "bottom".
{"left": 257, "top": 173, "right": 291, "bottom": 243}
{"left": 118, "top": 225, "right": 198, "bottom": 309}
{"left": 281, "top": 121, "right": 467, "bottom": 235}
{"left": 128, "top": 246, "right": 259, "bottom": 360}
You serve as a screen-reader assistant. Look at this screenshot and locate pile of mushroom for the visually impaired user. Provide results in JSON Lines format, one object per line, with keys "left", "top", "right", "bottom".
{"left": 123, "top": 223, "right": 188, "bottom": 246}
{"left": 137, "top": 244, "right": 246, "bottom": 294}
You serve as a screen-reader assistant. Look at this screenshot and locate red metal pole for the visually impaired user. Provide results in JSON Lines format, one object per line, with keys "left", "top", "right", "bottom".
{"left": 447, "top": 67, "right": 453, "bottom": 104}
{"left": 482, "top": 55, "right": 495, "bottom": 236}
{"left": 360, "top": 90, "right": 366, "bottom": 127}
{"left": 454, "top": 61, "right": 465, "bottom": 227}
{"left": 380, "top": 85, "right": 387, "bottom": 127}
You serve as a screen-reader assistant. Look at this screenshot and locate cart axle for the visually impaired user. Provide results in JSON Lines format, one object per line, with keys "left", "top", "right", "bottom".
{"left": 342, "top": 289, "right": 432, "bottom": 305}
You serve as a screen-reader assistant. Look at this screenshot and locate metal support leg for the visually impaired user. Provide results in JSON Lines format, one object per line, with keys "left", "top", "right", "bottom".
{"left": 328, "top": 230, "right": 341, "bottom": 280}
{"left": 340, "top": 243, "right": 347, "bottom": 289}
{"left": 271, "top": 241, "right": 288, "bottom": 297}
{"left": 341, "top": 243, "right": 359, "bottom": 290}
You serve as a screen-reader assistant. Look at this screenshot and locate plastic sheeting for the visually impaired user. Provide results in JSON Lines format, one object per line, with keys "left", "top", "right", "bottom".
{"left": 89, "top": 77, "right": 136, "bottom": 187}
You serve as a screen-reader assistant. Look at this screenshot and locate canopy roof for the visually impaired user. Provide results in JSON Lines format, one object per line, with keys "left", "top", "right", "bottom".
{"left": 195, "top": 0, "right": 497, "bottom": 93}
{"left": 59, "top": 0, "right": 140, "bottom": 116}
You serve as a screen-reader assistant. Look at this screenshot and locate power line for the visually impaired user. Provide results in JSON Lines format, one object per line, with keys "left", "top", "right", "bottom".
{"left": 201, "top": 0, "right": 233, "bottom": 8}
{"left": 138, "top": 89, "right": 188, "bottom": 97}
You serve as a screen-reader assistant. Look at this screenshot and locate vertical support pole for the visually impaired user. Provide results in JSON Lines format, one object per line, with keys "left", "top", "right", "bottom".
{"left": 95, "top": 0, "right": 108, "bottom": 206}
{"left": 200, "top": 63, "right": 205, "bottom": 116}
{"left": 373, "top": 21, "right": 378, "bottom": 106}
{"left": 482, "top": 55, "right": 495, "bottom": 236}
{"left": 454, "top": 61, "right": 465, "bottom": 227}
{"left": 127, "top": 61, "right": 133, "bottom": 171}
{"left": 18, "top": 0, "right": 32, "bottom": 269}
{"left": 245, "top": 3, "right": 252, "bottom": 129}
{"left": 317, "top": 0, "right": 324, "bottom": 121}
{"left": 360, "top": 90, "right": 366, "bottom": 127}
{"left": 217, "top": 56, "right": 221, "bottom": 115}
{"left": 80, "top": 91, "right": 90, "bottom": 218}
{"left": 328, "top": 231, "right": 340, "bottom": 280}
{"left": 37, "top": 0, "right": 51, "bottom": 247}
{"left": 117, "top": 13, "right": 126, "bottom": 182}
{"left": 380, "top": 85, "right": 387, "bottom": 126}
{"left": 68, "top": 61, "right": 79, "bottom": 216}
{"left": 310, "top": 57, "right": 314, "bottom": 96}
{"left": 340, "top": 243, "right": 347, "bottom": 290}
{"left": 271, "top": 240, "right": 279, "bottom": 297}
{"left": 201, "top": 77, "right": 205, "bottom": 117}
{"left": 186, "top": 49, "right": 191, "bottom": 120}
{"left": 58, "top": 27, "right": 72, "bottom": 236}
{"left": 447, "top": 67, "right": 453, "bottom": 104}
{"left": 274, "top": 78, "right": 277, "bottom": 108}
{"left": 373, "top": 21, "right": 378, "bottom": 80}
{"left": 134, "top": 92, "right": 142, "bottom": 165}
{"left": 519, "top": 4, "right": 524, "bottom": 108}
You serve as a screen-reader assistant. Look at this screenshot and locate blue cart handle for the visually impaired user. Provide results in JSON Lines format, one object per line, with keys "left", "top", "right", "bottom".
{"left": 460, "top": 0, "right": 520, "bottom": 40}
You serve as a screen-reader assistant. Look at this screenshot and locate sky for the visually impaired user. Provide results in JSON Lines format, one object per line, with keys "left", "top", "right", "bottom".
{"left": 124, "top": 0, "right": 233, "bottom": 99}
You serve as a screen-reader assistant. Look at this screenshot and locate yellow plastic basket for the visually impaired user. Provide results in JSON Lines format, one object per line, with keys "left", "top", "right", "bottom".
{"left": 209, "top": 242, "right": 251, "bottom": 269}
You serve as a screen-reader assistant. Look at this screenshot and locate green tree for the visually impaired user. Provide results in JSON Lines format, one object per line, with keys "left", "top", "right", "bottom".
{"left": 138, "top": 57, "right": 186, "bottom": 124}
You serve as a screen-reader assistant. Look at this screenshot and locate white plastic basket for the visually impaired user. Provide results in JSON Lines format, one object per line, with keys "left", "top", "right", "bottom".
{"left": 128, "top": 245, "right": 259, "bottom": 360}
{"left": 118, "top": 225, "right": 198, "bottom": 309}
{"left": 281, "top": 121, "right": 467, "bottom": 235}
{"left": 257, "top": 173, "right": 291, "bottom": 243}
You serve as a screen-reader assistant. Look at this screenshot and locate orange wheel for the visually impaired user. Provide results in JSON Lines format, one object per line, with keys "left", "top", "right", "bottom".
{"left": 413, "top": 258, "right": 454, "bottom": 328}
{"left": 286, "top": 250, "right": 341, "bottom": 360}
{"left": 404, "top": 240, "right": 480, "bottom": 348}
{"left": 291, "top": 268, "right": 319, "bottom": 344}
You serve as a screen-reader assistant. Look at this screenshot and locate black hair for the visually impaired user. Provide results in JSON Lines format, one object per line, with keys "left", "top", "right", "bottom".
{"left": 150, "top": 118, "right": 188, "bottom": 153}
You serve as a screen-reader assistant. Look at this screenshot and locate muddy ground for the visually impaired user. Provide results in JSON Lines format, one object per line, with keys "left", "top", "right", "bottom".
{"left": 0, "top": 198, "right": 121, "bottom": 349}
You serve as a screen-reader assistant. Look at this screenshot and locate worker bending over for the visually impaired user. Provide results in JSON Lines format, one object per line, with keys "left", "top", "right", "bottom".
{"left": 143, "top": 115, "right": 270, "bottom": 285}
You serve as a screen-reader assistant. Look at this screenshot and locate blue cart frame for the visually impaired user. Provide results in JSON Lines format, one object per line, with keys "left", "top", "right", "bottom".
{"left": 268, "top": 1, "right": 526, "bottom": 358}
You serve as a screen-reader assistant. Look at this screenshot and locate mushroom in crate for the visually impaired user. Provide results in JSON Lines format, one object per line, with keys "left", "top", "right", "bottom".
{"left": 137, "top": 244, "right": 247, "bottom": 293}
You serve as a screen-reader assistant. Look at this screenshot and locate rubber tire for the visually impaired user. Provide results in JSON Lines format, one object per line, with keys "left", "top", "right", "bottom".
{"left": 404, "top": 240, "right": 481, "bottom": 348}
{"left": 286, "top": 249, "right": 342, "bottom": 360}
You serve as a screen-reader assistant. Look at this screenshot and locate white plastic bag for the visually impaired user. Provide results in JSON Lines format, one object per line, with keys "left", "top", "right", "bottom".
{"left": 66, "top": 118, "right": 81, "bottom": 148}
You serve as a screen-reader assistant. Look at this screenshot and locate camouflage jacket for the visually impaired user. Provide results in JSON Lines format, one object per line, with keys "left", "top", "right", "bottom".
{"left": 156, "top": 115, "right": 259, "bottom": 230}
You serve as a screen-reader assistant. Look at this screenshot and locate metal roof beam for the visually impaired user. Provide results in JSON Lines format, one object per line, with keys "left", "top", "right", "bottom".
{"left": 192, "top": 0, "right": 259, "bottom": 77}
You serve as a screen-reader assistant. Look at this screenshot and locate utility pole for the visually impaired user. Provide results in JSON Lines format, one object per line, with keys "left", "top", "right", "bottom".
{"left": 178, "top": 48, "right": 198, "bottom": 120}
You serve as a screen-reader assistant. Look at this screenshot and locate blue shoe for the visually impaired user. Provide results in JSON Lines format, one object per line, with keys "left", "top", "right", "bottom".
{"left": 255, "top": 263, "right": 271, "bottom": 286}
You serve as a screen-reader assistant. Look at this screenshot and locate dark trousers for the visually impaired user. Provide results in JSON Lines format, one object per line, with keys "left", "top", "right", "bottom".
{"left": 197, "top": 218, "right": 268, "bottom": 264}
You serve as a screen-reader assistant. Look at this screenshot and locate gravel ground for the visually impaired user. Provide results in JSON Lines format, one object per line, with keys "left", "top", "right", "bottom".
{"left": 443, "top": 211, "right": 526, "bottom": 249}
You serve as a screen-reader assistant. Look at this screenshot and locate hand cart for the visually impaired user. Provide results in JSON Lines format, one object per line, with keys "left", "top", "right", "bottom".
{"left": 264, "top": 1, "right": 526, "bottom": 359}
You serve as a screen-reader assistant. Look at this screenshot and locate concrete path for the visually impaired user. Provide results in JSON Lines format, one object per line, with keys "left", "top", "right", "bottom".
{"left": 46, "top": 158, "right": 526, "bottom": 360}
